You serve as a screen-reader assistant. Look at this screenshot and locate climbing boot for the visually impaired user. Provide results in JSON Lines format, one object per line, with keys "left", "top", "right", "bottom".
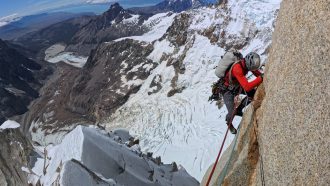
{"left": 235, "top": 109, "right": 243, "bottom": 117}
{"left": 227, "top": 123, "right": 237, "bottom": 134}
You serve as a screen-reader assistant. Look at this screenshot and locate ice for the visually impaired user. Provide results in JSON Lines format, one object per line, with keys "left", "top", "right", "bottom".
{"left": 0, "top": 120, "right": 20, "bottom": 130}
{"left": 30, "top": 126, "right": 199, "bottom": 186}
{"left": 117, "top": 13, "right": 177, "bottom": 43}
{"left": 45, "top": 52, "right": 88, "bottom": 68}
{"left": 122, "top": 14, "right": 140, "bottom": 24}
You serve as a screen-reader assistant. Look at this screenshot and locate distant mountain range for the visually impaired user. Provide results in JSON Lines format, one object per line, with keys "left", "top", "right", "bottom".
{"left": 129, "top": 0, "right": 217, "bottom": 14}
{"left": 0, "top": 12, "right": 95, "bottom": 40}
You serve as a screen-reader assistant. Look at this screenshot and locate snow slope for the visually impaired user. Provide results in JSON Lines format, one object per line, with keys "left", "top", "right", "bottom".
{"left": 0, "top": 120, "right": 20, "bottom": 130}
{"left": 116, "top": 12, "right": 177, "bottom": 43}
{"left": 105, "top": 0, "right": 281, "bottom": 181}
{"left": 29, "top": 125, "right": 198, "bottom": 185}
{"left": 45, "top": 44, "right": 88, "bottom": 68}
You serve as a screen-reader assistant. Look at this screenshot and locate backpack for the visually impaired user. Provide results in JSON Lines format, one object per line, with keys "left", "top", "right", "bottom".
{"left": 214, "top": 49, "right": 243, "bottom": 78}
{"left": 209, "top": 49, "right": 243, "bottom": 102}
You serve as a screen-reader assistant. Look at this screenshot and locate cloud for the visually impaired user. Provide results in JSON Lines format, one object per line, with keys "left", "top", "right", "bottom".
{"left": 0, "top": 13, "right": 20, "bottom": 27}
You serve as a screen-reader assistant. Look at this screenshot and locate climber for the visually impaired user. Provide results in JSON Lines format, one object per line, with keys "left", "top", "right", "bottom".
{"left": 210, "top": 51, "right": 263, "bottom": 134}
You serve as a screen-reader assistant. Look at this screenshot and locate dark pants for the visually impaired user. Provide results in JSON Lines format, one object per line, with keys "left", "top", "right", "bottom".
{"left": 222, "top": 89, "right": 256, "bottom": 123}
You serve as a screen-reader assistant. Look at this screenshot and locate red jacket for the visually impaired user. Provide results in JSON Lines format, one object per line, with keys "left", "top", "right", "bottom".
{"left": 224, "top": 59, "right": 262, "bottom": 92}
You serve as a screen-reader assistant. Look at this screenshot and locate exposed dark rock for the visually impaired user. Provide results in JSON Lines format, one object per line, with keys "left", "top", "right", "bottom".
{"left": 0, "top": 39, "right": 48, "bottom": 123}
{"left": 0, "top": 128, "right": 32, "bottom": 185}
{"left": 163, "top": 13, "right": 191, "bottom": 47}
{"left": 171, "top": 162, "right": 178, "bottom": 172}
{"left": 148, "top": 75, "right": 163, "bottom": 95}
{"left": 167, "top": 87, "right": 186, "bottom": 97}
{"left": 23, "top": 39, "right": 158, "bottom": 138}
{"left": 66, "top": 3, "right": 151, "bottom": 55}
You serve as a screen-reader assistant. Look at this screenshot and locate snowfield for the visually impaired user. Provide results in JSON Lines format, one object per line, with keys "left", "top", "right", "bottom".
{"left": 116, "top": 12, "right": 177, "bottom": 43}
{"left": 105, "top": 0, "right": 281, "bottom": 181}
{"left": 45, "top": 44, "right": 88, "bottom": 68}
{"left": 0, "top": 120, "right": 20, "bottom": 130}
{"left": 29, "top": 126, "right": 198, "bottom": 186}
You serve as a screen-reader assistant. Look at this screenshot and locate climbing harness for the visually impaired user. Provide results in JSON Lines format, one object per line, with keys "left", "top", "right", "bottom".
{"left": 205, "top": 88, "right": 243, "bottom": 186}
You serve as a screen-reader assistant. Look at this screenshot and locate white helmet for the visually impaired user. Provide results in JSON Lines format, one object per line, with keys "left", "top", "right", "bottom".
{"left": 245, "top": 52, "right": 261, "bottom": 71}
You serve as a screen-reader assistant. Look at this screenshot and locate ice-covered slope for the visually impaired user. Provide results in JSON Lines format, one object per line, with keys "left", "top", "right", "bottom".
{"left": 29, "top": 126, "right": 199, "bottom": 185}
{"left": 105, "top": 0, "right": 281, "bottom": 181}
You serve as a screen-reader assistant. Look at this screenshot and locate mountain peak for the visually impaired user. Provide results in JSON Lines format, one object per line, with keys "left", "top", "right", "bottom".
{"left": 109, "top": 2, "right": 123, "bottom": 11}
{"left": 104, "top": 2, "right": 125, "bottom": 19}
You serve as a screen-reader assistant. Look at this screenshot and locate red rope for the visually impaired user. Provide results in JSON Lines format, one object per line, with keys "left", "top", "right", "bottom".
{"left": 206, "top": 89, "right": 242, "bottom": 186}
{"left": 205, "top": 125, "right": 230, "bottom": 186}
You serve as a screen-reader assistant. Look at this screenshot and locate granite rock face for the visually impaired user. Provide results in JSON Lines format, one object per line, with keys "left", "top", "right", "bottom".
{"left": 202, "top": 0, "right": 329, "bottom": 185}
{"left": 259, "top": 0, "right": 329, "bottom": 185}
{"left": 201, "top": 86, "right": 265, "bottom": 186}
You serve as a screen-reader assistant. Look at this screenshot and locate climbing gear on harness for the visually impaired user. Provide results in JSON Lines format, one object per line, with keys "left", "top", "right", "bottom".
{"left": 209, "top": 82, "right": 221, "bottom": 102}
{"left": 245, "top": 52, "right": 261, "bottom": 71}
{"left": 208, "top": 75, "right": 240, "bottom": 103}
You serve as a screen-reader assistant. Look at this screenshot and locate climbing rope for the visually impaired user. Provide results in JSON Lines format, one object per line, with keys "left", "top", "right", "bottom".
{"left": 205, "top": 88, "right": 242, "bottom": 186}
{"left": 215, "top": 94, "right": 249, "bottom": 185}
{"left": 217, "top": 122, "right": 241, "bottom": 185}
{"left": 206, "top": 88, "right": 267, "bottom": 186}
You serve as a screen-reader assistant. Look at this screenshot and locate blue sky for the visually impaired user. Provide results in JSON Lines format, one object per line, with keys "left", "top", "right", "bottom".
{"left": 0, "top": 0, "right": 162, "bottom": 19}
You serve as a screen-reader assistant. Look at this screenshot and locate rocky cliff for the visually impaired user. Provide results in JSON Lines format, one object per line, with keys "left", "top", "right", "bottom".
{"left": 0, "top": 39, "right": 45, "bottom": 124}
{"left": 202, "top": 0, "right": 329, "bottom": 185}
{"left": 0, "top": 128, "right": 32, "bottom": 185}
{"left": 23, "top": 39, "right": 157, "bottom": 145}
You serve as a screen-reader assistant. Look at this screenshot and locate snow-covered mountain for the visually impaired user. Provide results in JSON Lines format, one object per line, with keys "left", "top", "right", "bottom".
{"left": 104, "top": 0, "right": 281, "bottom": 180}
{"left": 19, "top": 0, "right": 281, "bottom": 183}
